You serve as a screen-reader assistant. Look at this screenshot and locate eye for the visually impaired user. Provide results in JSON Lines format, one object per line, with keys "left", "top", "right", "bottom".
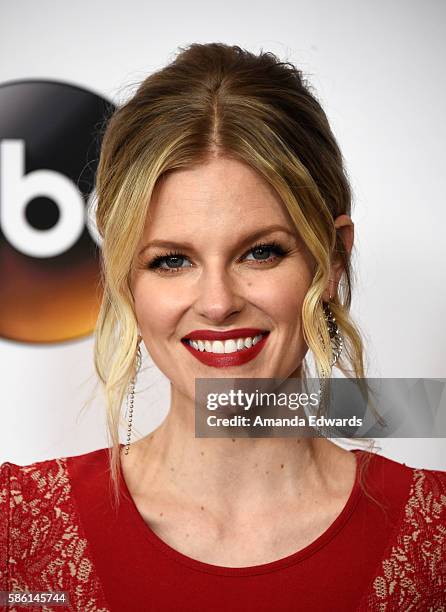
{"left": 147, "top": 251, "right": 192, "bottom": 273}
{"left": 146, "top": 240, "right": 288, "bottom": 274}
{"left": 244, "top": 241, "right": 287, "bottom": 263}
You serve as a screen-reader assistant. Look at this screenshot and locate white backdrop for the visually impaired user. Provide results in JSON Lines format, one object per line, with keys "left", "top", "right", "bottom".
{"left": 1, "top": 0, "right": 445, "bottom": 468}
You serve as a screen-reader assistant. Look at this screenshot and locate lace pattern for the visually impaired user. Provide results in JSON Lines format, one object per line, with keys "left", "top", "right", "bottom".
{"left": 0, "top": 459, "right": 110, "bottom": 612}
{"left": 357, "top": 468, "right": 446, "bottom": 610}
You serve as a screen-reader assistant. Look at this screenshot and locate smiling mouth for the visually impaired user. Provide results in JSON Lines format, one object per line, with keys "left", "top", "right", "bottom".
{"left": 181, "top": 332, "right": 270, "bottom": 368}
{"left": 181, "top": 332, "right": 268, "bottom": 354}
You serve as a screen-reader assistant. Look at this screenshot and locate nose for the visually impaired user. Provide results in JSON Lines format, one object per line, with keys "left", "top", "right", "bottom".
{"left": 193, "top": 266, "right": 245, "bottom": 324}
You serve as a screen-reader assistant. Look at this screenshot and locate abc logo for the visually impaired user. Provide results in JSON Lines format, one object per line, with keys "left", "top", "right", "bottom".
{"left": 0, "top": 80, "right": 114, "bottom": 344}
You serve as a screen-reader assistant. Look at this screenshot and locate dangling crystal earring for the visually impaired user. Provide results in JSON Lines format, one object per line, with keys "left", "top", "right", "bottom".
{"left": 322, "top": 301, "right": 343, "bottom": 368}
{"left": 124, "top": 337, "right": 142, "bottom": 455}
{"left": 316, "top": 299, "right": 344, "bottom": 431}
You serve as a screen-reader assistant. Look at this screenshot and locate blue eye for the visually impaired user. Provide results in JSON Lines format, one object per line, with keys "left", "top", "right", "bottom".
{"left": 148, "top": 252, "right": 192, "bottom": 272}
{"left": 246, "top": 242, "right": 286, "bottom": 261}
{"left": 147, "top": 241, "right": 288, "bottom": 273}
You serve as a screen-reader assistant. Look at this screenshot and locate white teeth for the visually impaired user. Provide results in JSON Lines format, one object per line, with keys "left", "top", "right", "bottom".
{"left": 187, "top": 333, "right": 266, "bottom": 354}
{"left": 224, "top": 339, "right": 238, "bottom": 353}
{"left": 212, "top": 340, "right": 225, "bottom": 353}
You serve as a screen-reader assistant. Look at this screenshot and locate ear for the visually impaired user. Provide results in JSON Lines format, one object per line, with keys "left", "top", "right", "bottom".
{"left": 322, "top": 214, "right": 354, "bottom": 302}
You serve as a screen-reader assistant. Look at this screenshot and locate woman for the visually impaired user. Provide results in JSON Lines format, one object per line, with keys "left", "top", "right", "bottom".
{"left": 1, "top": 43, "right": 445, "bottom": 611}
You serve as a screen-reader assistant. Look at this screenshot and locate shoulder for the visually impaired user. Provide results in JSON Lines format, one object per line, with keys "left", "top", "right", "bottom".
{"left": 0, "top": 455, "right": 76, "bottom": 565}
{"left": 371, "top": 450, "right": 446, "bottom": 502}
{"left": 360, "top": 450, "right": 446, "bottom": 547}
{"left": 0, "top": 446, "right": 111, "bottom": 521}
{"left": 0, "top": 455, "right": 75, "bottom": 534}
{"left": 357, "top": 451, "right": 446, "bottom": 609}
{"left": 0, "top": 456, "right": 74, "bottom": 593}
{"left": 0, "top": 446, "right": 113, "bottom": 529}
{"left": 0, "top": 451, "right": 111, "bottom": 608}
{"left": 394, "top": 460, "right": 446, "bottom": 550}
{"left": 0, "top": 446, "right": 110, "bottom": 504}
{"left": 390, "top": 457, "right": 446, "bottom": 544}
{"left": 1, "top": 455, "right": 70, "bottom": 500}
{"left": 357, "top": 449, "right": 446, "bottom": 506}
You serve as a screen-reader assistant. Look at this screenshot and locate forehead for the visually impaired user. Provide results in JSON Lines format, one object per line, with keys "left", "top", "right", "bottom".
{"left": 145, "top": 157, "right": 293, "bottom": 231}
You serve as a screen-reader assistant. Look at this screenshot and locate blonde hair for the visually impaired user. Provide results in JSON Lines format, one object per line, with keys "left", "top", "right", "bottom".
{"left": 91, "top": 42, "right": 376, "bottom": 511}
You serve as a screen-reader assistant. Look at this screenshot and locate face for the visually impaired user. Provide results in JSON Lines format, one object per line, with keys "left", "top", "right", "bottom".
{"left": 131, "top": 156, "right": 316, "bottom": 402}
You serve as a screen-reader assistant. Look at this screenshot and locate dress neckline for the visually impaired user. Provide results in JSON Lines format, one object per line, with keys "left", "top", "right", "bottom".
{"left": 115, "top": 444, "right": 365, "bottom": 576}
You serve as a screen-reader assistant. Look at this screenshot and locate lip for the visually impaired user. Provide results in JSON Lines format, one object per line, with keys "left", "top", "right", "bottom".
{"left": 182, "top": 328, "right": 268, "bottom": 341}
{"left": 181, "top": 331, "right": 270, "bottom": 368}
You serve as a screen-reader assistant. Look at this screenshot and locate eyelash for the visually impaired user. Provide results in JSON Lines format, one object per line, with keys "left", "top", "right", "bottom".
{"left": 146, "top": 241, "right": 289, "bottom": 274}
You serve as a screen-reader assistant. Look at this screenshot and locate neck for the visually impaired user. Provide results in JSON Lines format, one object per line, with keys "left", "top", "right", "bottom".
{"left": 125, "top": 385, "right": 354, "bottom": 517}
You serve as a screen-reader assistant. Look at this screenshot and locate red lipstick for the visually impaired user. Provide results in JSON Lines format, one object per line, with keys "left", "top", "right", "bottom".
{"left": 181, "top": 329, "right": 270, "bottom": 368}
{"left": 183, "top": 328, "right": 267, "bottom": 341}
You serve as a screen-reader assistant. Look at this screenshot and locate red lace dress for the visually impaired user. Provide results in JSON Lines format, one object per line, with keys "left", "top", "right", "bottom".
{"left": 1, "top": 446, "right": 445, "bottom": 611}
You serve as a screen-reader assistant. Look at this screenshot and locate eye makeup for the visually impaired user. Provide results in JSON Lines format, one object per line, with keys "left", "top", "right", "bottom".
{"left": 146, "top": 240, "right": 290, "bottom": 274}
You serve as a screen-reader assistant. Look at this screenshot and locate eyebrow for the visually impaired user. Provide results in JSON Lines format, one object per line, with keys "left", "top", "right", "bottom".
{"left": 138, "top": 224, "right": 299, "bottom": 255}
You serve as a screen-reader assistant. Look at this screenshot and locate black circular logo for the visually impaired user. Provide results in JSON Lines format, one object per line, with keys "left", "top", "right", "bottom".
{"left": 0, "top": 80, "right": 115, "bottom": 343}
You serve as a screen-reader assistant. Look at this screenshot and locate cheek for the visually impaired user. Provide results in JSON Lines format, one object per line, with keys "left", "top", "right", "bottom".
{"left": 133, "top": 279, "right": 183, "bottom": 338}
{"left": 274, "top": 287, "right": 306, "bottom": 325}
{"left": 250, "top": 265, "right": 312, "bottom": 322}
